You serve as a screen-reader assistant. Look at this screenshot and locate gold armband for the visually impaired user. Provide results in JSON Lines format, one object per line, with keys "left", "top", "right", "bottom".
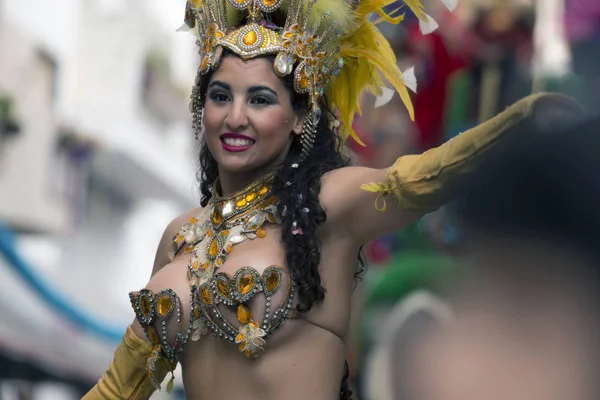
{"left": 362, "top": 93, "right": 577, "bottom": 213}
{"left": 82, "top": 326, "right": 176, "bottom": 400}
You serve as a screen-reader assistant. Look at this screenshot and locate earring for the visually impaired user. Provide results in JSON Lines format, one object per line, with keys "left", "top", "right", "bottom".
{"left": 300, "top": 111, "right": 318, "bottom": 160}
{"left": 190, "top": 81, "right": 203, "bottom": 140}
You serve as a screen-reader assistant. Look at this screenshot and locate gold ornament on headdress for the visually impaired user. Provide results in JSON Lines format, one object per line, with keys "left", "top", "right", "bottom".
{"left": 184, "top": 0, "right": 456, "bottom": 146}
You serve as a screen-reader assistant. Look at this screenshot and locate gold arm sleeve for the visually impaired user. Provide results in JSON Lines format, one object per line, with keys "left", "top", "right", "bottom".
{"left": 362, "top": 93, "right": 574, "bottom": 213}
{"left": 82, "top": 326, "right": 176, "bottom": 400}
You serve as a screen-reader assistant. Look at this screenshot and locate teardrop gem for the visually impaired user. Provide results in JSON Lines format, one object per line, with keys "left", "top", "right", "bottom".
{"left": 200, "top": 287, "right": 211, "bottom": 304}
{"left": 208, "top": 238, "right": 219, "bottom": 257}
{"left": 276, "top": 54, "right": 288, "bottom": 75}
{"left": 265, "top": 270, "right": 280, "bottom": 293}
{"left": 242, "top": 30, "right": 257, "bottom": 46}
{"left": 217, "top": 280, "right": 230, "bottom": 297}
{"left": 141, "top": 296, "right": 151, "bottom": 314}
{"left": 157, "top": 295, "right": 173, "bottom": 316}
{"left": 212, "top": 208, "right": 222, "bottom": 225}
{"left": 237, "top": 304, "right": 251, "bottom": 324}
{"left": 239, "top": 273, "right": 254, "bottom": 295}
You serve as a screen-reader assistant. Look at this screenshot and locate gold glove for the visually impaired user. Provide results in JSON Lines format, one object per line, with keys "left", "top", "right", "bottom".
{"left": 362, "top": 93, "right": 580, "bottom": 213}
{"left": 82, "top": 326, "right": 176, "bottom": 400}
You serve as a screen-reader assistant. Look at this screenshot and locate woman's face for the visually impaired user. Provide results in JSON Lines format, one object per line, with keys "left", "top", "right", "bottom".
{"left": 203, "top": 56, "right": 304, "bottom": 177}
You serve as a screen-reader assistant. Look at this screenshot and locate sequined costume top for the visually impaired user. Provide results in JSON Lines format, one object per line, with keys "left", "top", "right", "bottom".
{"left": 129, "top": 173, "right": 296, "bottom": 390}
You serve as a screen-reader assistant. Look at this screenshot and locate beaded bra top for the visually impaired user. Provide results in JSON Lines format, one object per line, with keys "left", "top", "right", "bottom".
{"left": 129, "top": 173, "right": 296, "bottom": 391}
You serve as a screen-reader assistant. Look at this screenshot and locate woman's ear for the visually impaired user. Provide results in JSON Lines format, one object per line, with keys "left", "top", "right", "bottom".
{"left": 292, "top": 111, "right": 307, "bottom": 136}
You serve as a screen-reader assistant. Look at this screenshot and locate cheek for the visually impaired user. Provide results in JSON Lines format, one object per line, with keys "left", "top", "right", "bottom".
{"left": 255, "top": 110, "right": 296, "bottom": 142}
{"left": 203, "top": 104, "right": 222, "bottom": 134}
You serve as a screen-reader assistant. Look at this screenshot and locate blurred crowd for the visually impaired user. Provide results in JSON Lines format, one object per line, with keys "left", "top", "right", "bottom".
{"left": 349, "top": 0, "right": 600, "bottom": 399}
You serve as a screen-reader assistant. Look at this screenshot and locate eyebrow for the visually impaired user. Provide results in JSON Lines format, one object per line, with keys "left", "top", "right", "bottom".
{"left": 209, "top": 80, "right": 278, "bottom": 97}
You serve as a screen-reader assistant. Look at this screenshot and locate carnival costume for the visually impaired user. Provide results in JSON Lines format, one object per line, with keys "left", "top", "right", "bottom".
{"left": 83, "top": 0, "right": 565, "bottom": 396}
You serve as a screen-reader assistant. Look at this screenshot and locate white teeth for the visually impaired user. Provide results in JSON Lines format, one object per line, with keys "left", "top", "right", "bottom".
{"left": 223, "top": 138, "right": 254, "bottom": 146}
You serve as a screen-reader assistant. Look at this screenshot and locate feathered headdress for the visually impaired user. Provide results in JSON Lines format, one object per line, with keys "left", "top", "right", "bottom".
{"left": 183, "top": 0, "right": 457, "bottom": 146}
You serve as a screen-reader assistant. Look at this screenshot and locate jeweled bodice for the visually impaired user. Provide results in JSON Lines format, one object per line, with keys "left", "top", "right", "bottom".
{"left": 129, "top": 173, "right": 296, "bottom": 391}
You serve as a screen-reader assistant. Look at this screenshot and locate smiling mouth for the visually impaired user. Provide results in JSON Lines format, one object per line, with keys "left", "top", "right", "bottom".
{"left": 220, "top": 135, "right": 256, "bottom": 152}
{"left": 221, "top": 137, "right": 255, "bottom": 147}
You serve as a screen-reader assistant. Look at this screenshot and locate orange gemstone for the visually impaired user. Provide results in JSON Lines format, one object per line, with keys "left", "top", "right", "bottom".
{"left": 249, "top": 321, "right": 258, "bottom": 329}
{"left": 201, "top": 262, "right": 210, "bottom": 270}
{"left": 216, "top": 257, "right": 224, "bottom": 266}
{"left": 201, "top": 55, "right": 209, "bottom": 70}
{"left": 239, "top": 342, "right": 246, "bottom": 351}
{"left": 141, "top": 296, "right": 151, "bottom": 314}
{"left": 237, "top": 304, "right": 251, "bottom": 324}
{"left": 246, "top": 192, "right": 257, "bottom": 202}
{"left": 194, "top": 306, "right": 200, "bottom": 318}
{"left": 148, "top": 326, "right": 159, "bottom": 344}
{"left": 184, "top": 246, "right": 194, "bottom": 253}
{"left": 258, "top": 186, "right": 268, "bottom": 196}
{"left": 266, "top": 270, "right": 280, "bottom": 292}
{"left": 256, "top": 228, "right": 266, "bottom": 238}
{"left": 242, "top": 30, "right": 257, "bottom": 46}
{"left": 212, "top": 209, "right": 222, "bottom": 225}
{"left": 200, "top": 287, "right": 211, "bottom": 304}
{"left": 217, "top": 280, "right": 230, "bottom": 297}
{"left": 299, "top": 73, "right": 308, "bottom": 90}
{"left": 207, "top": 230, "right": 214, "bottom": 237}
{"left": 236, "top": 333, "right": 244, "bottom": 342}
{"left": 225, "top": 244, "right": 233, "bottom": 253}
{"left": 191, "top": 260, "right": 199, "bottom": 270}
{"left": 158, "top": 295, "right": 172, "bottom": 316}
{"left": 190, "top": 217, "right": 198, "bottom": 224}
{"left": 176, "top": 235, "right": 184, "bottom": 243}
{"left": 222, "top": 230, "right": 230, "bottom": 236}
{"left": 239, "top": 273, "right": 254, "bottom": 295}
{"left": 235, "top": 198, "right": 247, "bottom": 208}
{"left": 263, "top": 0, "right": 276, "bottom": 5}
{"left": 245, "top": 349, "right": 252, "bottom": 358}
{"left": 208, "top": 238, "right": 219, "bottom": 257}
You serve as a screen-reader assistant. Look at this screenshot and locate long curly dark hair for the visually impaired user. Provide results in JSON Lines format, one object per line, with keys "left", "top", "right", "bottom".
{"left": 194, "top": 52, "right": 363, "bottom": 399}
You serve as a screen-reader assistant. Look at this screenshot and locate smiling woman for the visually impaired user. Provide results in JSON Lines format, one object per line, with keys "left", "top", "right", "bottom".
{"left": 82, "top": 0, "right": 577, "bottom": 398}
{"left": 201, "top": 55, "right": 306, "bottom": 187}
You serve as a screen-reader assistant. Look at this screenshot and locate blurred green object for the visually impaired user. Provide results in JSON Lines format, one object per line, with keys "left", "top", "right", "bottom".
{"left": 0, "top": 95, "right": 21, "bottom": 136}
{"left": 366, "top": 250, "right": 455, "bottom": 305}
{"left": 443, "top": 69, "right": 473, "bottom": 141}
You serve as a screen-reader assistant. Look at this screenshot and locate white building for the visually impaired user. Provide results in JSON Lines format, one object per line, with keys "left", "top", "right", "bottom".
{"left": 0, "top": 0, "right": 197, "bottom": 397}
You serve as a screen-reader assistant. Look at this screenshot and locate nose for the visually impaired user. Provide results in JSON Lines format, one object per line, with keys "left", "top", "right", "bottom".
{"left": 224, "top": 100, "right": 248, "bottom": 131}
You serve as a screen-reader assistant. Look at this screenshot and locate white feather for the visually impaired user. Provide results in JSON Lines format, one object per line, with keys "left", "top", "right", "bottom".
{"left": 374, "top": 87, "right": 395, "bottom": 108}
{"left": 419, "top": 12, "right": 439, "bottom": 35}
{"left": 440, "top": 0, "right": 458, "bottom": 11}
{"left": 402, "top": 66, "right": 418, "bottom": 93}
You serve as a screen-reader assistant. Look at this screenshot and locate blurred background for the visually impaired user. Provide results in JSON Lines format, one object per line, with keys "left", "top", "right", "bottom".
{"left": 0, "top": 0, "right": 598, "bottom": 398}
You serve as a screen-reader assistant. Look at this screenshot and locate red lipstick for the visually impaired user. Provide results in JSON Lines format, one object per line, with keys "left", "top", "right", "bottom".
{"left": 220, "top": 133, "right": 256, "bottom": 153}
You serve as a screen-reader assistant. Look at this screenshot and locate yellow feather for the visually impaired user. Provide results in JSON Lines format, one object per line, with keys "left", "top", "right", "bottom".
{"left": 326, "top": 0, "right": 421, "bottom": 145}
{"left": 401, "top": 0, "right": 426, "bottom": 19}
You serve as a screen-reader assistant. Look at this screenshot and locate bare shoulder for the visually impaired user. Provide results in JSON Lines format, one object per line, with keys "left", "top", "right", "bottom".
{"left": 319, "top": 166, "right": 387, "bottom": 226}
{"left": 150, "top": 207, "right": 204, "bottom": 278}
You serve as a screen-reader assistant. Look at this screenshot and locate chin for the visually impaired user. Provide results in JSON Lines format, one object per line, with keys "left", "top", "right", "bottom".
{"left": 212, "top": 148, "right": 262, "bottom": 173}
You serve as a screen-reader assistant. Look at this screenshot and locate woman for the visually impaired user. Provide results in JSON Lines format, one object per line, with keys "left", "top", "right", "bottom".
{"left": 83, "top": 0, "right": 566, "bottom": 398}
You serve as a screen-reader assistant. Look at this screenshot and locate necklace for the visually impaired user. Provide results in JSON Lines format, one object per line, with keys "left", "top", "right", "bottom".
{"left": 169, "top": 172, "right": 280, "bottom": 340}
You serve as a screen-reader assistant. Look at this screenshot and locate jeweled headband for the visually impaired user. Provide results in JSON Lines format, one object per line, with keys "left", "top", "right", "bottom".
{"left": 183, "top": 0, "right": 457, "bottom": 145}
